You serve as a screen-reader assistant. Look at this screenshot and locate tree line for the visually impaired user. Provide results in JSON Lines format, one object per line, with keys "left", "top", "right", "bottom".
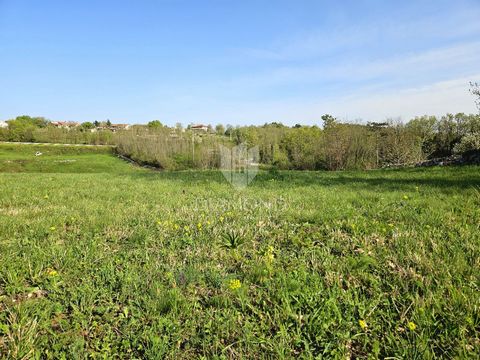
{"left": 1, "top": 112, "right": 479, "bottom": 171}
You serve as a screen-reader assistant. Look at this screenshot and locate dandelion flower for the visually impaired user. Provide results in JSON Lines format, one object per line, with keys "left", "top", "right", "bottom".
{"left": 265, "top": 253, "right": 274, "bottom": 263}
{"left": 264, "top": 246, "right": 275, "bottom": 263}
{"left": 47, "top": 269, "right": 58, "bottom": 277}
{"left": 407, "top": 321, "right": 417, "bottom": 331}
{"left": 228, "top": 279, "right": 241, "bottom": 291}
{"left": 359, "top": 319, "right": 367, "bottom": 330}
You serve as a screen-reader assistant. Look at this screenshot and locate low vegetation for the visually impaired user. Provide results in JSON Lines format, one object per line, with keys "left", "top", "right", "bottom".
{"left": 0, "top": 144, "right": 479, "bottom": 358}
{"left": 0, "top": 144, "right": 123, "bottom": 173}
{"left": 2, "top": 112, "right": 480, "bottom": 171}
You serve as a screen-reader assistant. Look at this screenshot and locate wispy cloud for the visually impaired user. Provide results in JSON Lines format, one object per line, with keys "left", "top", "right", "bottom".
{"left": 234, "top": 5, "right": 480, "bottom": 62}
{"left": 155, "top": 74, "right": 479, "bottom": 125}
{"left": 219, "top": 41, "right": 480, "bottom": 94}
{"left": 330, "top": 76, "right": 480, "bottom": 122}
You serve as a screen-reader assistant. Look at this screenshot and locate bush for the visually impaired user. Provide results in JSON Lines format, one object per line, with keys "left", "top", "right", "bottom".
{"left": 453, "top": 132, "right": 480, "bottom": 154}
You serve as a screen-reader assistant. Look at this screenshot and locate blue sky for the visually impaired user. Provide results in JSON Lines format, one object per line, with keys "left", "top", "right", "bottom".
{"left": 1, "top": 0, "right": 479, "bottom": 125}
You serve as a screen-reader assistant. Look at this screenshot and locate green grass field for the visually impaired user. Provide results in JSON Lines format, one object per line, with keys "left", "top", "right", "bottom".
{"left": 0, "top": 143, "right": 479, "bottom": 359}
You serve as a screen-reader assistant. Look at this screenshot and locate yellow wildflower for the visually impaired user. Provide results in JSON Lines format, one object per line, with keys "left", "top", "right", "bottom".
{"left": 359, "top": 319, "right": 367, "bottom": 330}
{"left": 49, "top": 226, "right": 56, "bottom": 231}
{"left": 44, "top": 195, "right": 49, "bottom": 199}
{"left": 403, "top": 195, "right": 409, "bottom": 200}
{"left": 264, "top": 246, "right": 275, "bottom": 263}
{"left": 219, "top": 216, "right": 224, "bottom": 222}
{"left": 407, "top": 321, "right": 417, "bottom": 331}
{"left": 228, "top": 279, "right": 241, "bottom": 291}
{"left": 47, "top": 269, "right": 58, "bottom": 277}
{"left": 197, "top": 222, "right": 202, "bottom": 230}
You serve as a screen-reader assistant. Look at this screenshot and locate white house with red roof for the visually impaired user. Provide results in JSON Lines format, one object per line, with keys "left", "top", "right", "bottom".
{"left": 191, "top": 124, "right": 209, "bottom": 132}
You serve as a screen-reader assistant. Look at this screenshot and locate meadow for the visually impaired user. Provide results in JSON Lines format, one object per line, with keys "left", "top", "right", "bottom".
{"left": 0, "top": 143, "right": 479, "bottom": 359}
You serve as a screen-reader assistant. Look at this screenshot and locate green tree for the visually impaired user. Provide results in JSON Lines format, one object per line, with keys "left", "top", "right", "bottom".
{"left": 215, "top": 124, "right": 225, "bottom": 135}
{"left": 453, "top": 132, "right": 480, "bottom": 154}
{"left": 80, "top": 122, "right": 94, "bottom": 131}
{"left": 321, "top": 114, "right": 337, "bottom": 129}
{"left": 5, "top": 115, "right": 48, "bottom": 142}
{"left": 148, "top": 120, "right": 163, "bottom": 128}
{"left": 8, "top": 115, "right": 48, "bottom": 128}
{"left": 405, "top": 116, "right": 437, "bottom": 157}
{"left": 225, "top": 124, "right": 233, "bottom": 136}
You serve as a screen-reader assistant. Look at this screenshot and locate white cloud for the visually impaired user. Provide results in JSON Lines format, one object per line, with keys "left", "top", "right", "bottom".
{"left": 223, "top": 41, "right": 480, "bottom": 90}
{"left": 172, "top": 75, "right": 479, "bottom": 125}
{"left": 331, "top": 76, "right": 479, "bottom": 122}
{"left": 235, "top": 5, "right": 480, "bottom": 62}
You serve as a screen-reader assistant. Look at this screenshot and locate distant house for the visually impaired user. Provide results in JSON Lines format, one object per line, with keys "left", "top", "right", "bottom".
{"left": 0, "top": 121, "right": 8, "bottom": 128}
{"left": 108, "top": 124, "right": 130, "bottom": 132}
{"left": 94, "top": 123, "right": 131, "bottom": 132}
{"left": 51, "top": 121, "right": 80, "bottom": 129}
{"left": 191, "top": 124, "right": 209, "bottom": 132}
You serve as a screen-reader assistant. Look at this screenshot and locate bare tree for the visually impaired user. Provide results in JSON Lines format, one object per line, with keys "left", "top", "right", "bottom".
{"left": 470, "top": 82, "right": 480, "bottom": 112}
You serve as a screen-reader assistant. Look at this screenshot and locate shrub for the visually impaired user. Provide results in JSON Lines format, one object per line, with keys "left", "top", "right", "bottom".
{"left": 453, "top": 132, "right": 480, "bottom": 154}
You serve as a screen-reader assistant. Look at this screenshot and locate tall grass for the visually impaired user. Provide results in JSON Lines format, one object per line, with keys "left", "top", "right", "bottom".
{"left": 1, "top": 146, "right": 479, "bottom": 357}
{"left": 115, "top": 127, "right": 230, "bottom": 170}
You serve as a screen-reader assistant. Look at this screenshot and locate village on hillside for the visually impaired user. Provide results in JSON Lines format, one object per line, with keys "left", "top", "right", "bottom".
{"left": 0, "top": 118, "right": 216, "bottom": 134}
